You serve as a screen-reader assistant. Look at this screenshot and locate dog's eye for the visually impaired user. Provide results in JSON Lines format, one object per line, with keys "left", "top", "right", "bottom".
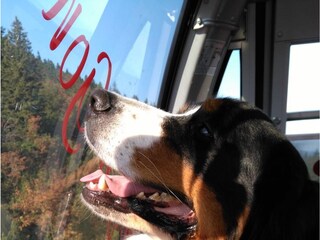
{"left": 199, "top": 125, "right": 213, "bottom": 138}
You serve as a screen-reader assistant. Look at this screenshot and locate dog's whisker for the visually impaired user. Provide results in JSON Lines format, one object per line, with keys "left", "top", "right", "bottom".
{"left": 137, "top": 152, "right": 184, "bottom": 205}
{"left": 137, "top": 152, "right": 165, "bottom": 182}
{"left": 76, "top": 196, "right": 95, "bottom": 223}
{"left": 79, "top": 208, "right": 94, "bottom": 223}
{"left": 138, "top": 160, "right": 184, "bottom": 205}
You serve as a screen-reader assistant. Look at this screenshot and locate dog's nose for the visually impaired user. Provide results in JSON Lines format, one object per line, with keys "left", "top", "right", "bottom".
{"left": 90, "top": 89, "right": 111, "bottom": 112}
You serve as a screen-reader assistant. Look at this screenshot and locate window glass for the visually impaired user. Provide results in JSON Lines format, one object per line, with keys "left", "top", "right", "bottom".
{"left": 1, "top": 0, "right": 184, "bottom": 238}
{"left": 287, "top": 42, "right": 320, "bottom": 113}
{"left": 290, "top": 139, "right": 319, "bottom": 181}
{"left": 285, "top": 42, "right": 320, "bottom": 135}
{"left": 216, "top": 50, "right": 241, "bottom": 99}
{"left": 286, "top": 42, "right": 319, "bottom": 182}
{"left": 286, "top": 119, "right": 320, "bottom": 135}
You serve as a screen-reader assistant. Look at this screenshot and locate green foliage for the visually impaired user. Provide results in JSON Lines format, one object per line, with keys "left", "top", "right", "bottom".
{"left": 1, "top": 18, "right": 109, "bottom": 239}
{"left": 1, "top": 17, "right": 42, "bottom": 153}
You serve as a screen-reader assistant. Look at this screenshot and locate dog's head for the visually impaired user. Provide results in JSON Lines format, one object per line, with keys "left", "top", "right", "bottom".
{"left": 81, "top": 89, "right": 318, "bottom": 239}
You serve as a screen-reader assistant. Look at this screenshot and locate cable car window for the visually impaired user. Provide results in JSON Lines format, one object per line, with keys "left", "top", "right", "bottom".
{"left": 286, "top": 42, "right": 320, "bottom": 113}
{"left": 216, "top": 50, "right": 241, "bottom": 99}
{"left": 286, "top": 119, "right": 320, "bottom": 135}
{"left": 285, "top": 42, "right": 320, "bottom": 135}
{"left": 286, "top": 42, "right": 320, "bottom": 181}
{"left": 1, "top": 0, "right": 185, "bottom": 238}
{"left": 290, "top": 139, "right": 319, "bottom": 181}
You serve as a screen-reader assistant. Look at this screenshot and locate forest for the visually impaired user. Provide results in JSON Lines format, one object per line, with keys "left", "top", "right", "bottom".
{"left": 1, "top": 18, "right": 126, "bottom": 239}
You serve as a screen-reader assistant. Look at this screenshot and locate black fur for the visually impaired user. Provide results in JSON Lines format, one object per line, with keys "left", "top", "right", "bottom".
{"left": 85, "top": 90, "right": 318, "bottom": 239}
{"left": 163, "top": 99, "right": 319, "bottom": 239}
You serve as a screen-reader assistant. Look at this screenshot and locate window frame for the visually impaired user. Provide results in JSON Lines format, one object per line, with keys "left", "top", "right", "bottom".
{"left": 158, "top": 0, "right": 201, "bottom": 110}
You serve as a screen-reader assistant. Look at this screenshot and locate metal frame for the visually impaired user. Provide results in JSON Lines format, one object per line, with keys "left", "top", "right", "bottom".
{"left": 167, "top": 0, "right": 248, "bottom": 113}
{"left": 158, "top": 0, "right": 200, "bottom": 110}
{"left": 270, "top": 0, "right": 319, "bottom": 133}
{"left": 163, "top": 0, "right": 319, "bottom": 140}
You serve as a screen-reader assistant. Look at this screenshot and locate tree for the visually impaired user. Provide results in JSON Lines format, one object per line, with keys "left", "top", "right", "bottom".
{"left": 1, "top": 17, "right": 43, "bottom": 152}
{"left": 1, "top": 17, "right": 104, "bottom": 239}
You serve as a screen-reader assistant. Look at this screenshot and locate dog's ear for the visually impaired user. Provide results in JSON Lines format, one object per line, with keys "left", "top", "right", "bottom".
{"left": 241, "top": 140, "right": 319, "bottom": 240}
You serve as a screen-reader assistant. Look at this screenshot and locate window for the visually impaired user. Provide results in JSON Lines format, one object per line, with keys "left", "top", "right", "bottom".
{"left": 286, "top": 43, "right": 320, "bottom": 114}
{"left": 290, "top": 138, "right": 319, "bottom": 181}
{"left": 286, "top": 43, "right": 320, "bottom": 135}
{"left": 1, "top": 1, "right": 185, "bottom": 238}
{"left": 216, "top": 50, "right": 241, "bottom": 99}
{"left": 286, "top": 42, "right": 320, "bottom": 180}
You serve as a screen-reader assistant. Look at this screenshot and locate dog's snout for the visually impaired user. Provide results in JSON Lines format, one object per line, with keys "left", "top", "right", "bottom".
{"left": 90, "top": 89, "right": 111, "bottom": 112}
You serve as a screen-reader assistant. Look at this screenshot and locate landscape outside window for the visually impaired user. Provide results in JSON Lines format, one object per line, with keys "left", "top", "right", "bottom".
{"left": 286, "top": 42, "right": 320, "bottom": 181}
{"left": 1, "top": 0, "right": 184, "bottom": 239}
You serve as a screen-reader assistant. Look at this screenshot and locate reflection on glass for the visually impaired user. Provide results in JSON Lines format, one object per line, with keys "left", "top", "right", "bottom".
{"left": 1, "top": 0, "right": 184, "bottom": 239}
{"left": 97, "top": 1, "right": 184, "bottom": 105}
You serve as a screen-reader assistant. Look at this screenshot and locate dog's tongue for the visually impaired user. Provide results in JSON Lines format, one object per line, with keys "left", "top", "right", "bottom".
{"left": 80, "top": 169, "right": 104, "bottom": 182}
{"left": 80, "top": 169, "right": 157, "bottom": 197}
{"left": 81, "top": 170, "right": 194, "bottom": 218}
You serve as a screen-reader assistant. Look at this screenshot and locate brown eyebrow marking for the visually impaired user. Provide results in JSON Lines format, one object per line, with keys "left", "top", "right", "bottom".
{"left": 202, "top": 99, "right": 222, "bottom": 112}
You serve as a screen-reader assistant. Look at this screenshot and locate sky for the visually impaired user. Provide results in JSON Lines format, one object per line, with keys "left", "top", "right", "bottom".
{"left": 1, "top": 0, "right": 109, "bottom": 84}
{"left": 1, "top": 0, "right": 183, "bottom": 105}
{"left": 216, "top": 50, "right": 241, "bottom": 99}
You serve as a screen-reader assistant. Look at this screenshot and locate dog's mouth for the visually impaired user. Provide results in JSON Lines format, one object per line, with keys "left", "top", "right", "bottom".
{"left": 80, "top": 168, "right": 197, "bottom": 235}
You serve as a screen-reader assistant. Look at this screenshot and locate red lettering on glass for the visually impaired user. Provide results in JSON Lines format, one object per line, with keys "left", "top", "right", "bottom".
{"left": 60, "top": 35, "right": 89, "bottom": 89}
{"left": 42, "top": 0, "right": 82, "bottom": 50}
{"left": 42, "top": 1, "right": 112, "bottom": 154}
{"left": 42, "top": 0, "right": 68, "bottom": 20}
{"left": 62, "top": 69, "right": 95, "bottom": 153}
{"left": 97, "top": 52, "right": 112, "bottom": 90}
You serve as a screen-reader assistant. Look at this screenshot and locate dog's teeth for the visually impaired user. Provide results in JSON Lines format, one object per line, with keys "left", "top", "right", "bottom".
{"left": 89, "top": 182, "right": 97, "bottom": 190}
{"left": 160, "top": 192, "right": 175, "bottom": 202}
{"left": 160, "top": 192, "right": 168, "bottom": 199}
{"left": 147, "top": 192, "right": 176, "bottom": 202}
{"left": 160, "top": 192, "right": 170, "bottom": 201}
{"left": 98, "top": 174, "right": 108, "bottom": 191}
{"left": 149, "top": 192, "right": 161, "bottom": 201}
{"left": 136, "top": 192, "right": 146, "bottom": 199}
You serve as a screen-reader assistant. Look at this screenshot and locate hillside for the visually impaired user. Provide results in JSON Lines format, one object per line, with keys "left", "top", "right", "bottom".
{"left": 1, "top": 17, "right": 124, "bottom": 239}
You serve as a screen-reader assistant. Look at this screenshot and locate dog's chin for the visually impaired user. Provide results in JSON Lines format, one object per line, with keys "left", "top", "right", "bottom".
{"left": 80, "top": 194, "right": 171, "bottom": 240}
{"left": 80, "top": 170, "right": 197, "bottom": 239}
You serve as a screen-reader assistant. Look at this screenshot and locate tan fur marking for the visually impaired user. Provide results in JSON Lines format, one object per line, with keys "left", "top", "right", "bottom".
{"left": 132, "top": 141, "right": 227, "bottom": 239}
{"left": 235, "top": 206, "right": 250, "bottom": 238}
{"left": 202, "top": 99, "right": 222, "bottom": 112}
{"left": 178, "top": 103, "right": 192, "bottom": 114}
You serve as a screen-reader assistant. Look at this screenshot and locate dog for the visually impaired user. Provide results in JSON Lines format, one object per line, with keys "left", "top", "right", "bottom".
{"left": 81, "top": 89, "right": 319, "bottom": 240}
